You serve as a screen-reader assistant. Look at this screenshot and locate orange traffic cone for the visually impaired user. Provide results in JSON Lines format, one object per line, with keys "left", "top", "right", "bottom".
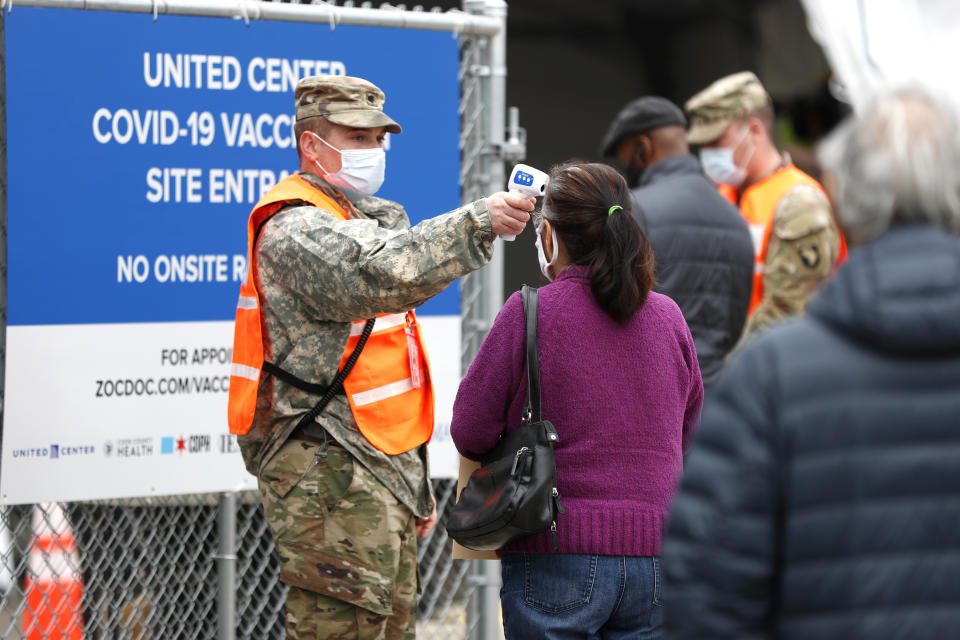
{"left": 21, "top": 503, "right": 83, "bottom": 640}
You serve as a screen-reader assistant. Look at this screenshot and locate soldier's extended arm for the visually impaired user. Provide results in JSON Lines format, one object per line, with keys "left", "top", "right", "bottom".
{"left": 744, "top": 185, "right": 840, "bottom": 337}
{"left": 257, "top": 198, "right": 495, "bottom": 322}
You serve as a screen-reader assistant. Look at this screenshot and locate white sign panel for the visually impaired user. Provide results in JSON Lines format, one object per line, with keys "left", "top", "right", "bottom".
{"left": 2, "top": 8, "right": 463, "bottom": 503}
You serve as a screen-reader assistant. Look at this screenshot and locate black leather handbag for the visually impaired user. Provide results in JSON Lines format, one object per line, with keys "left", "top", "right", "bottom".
{"left": 446, "top": 285, "right": 565, "bottom": 551}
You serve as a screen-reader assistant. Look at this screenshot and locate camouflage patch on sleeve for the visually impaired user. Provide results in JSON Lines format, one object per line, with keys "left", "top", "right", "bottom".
{"left": 745, "top": 185, "right": 840, "bottom": 337}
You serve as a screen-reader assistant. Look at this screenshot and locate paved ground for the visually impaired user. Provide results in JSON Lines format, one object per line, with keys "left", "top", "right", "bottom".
{"left": 418, "top": 603, "right": 506, "bottom": 640}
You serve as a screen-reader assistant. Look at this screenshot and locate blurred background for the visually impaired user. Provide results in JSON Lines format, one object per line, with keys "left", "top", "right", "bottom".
{"left": 434, "top": 0, "right": 846, "bottom": 298}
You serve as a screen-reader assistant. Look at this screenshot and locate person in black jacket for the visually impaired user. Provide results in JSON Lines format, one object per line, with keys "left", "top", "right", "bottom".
{"left": 601, "top": 97, "right": 754, "bottom": 389}
{"left": 662, "top": 87, "right": 960, "bottom": 640}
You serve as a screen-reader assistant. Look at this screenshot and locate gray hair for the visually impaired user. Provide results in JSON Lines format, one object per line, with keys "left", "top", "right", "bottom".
{"left": 818, "top": 87, "right": 960, "bottom": 245}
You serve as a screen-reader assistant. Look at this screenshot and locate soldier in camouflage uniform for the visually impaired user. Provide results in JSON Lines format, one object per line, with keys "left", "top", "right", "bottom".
{"left": 685, "top": 71, "right": 844, "bottom": 343}
{"left": 236, "top": 75, "right": 533, "bottom": 639}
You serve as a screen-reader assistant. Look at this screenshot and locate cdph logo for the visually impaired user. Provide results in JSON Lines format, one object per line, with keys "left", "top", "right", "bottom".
{"left": 187, "top": 435, "right": 211, "bottom": 453}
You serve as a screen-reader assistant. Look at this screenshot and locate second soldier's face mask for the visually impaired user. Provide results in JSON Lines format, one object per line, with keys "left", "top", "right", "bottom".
{"left": 313, "top": 134, "right": 386, "bottom": 198}
{"left": 700, "top": 125, "right": 754, "bottom": 187}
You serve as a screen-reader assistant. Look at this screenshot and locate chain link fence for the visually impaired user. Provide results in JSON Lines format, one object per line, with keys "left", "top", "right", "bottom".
{"left": 0, "top": 1, "right": 508, "bottom": 638}
{"left": 0, "top": 484, "right": 484, "bottom": 639}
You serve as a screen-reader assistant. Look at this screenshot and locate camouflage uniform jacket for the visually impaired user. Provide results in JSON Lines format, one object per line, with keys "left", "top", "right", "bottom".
{"left": 741, "top": 181, "right": 840, "bottom": 341}
{"left": 238, "top": 172, "right": 495, "bottom": 517}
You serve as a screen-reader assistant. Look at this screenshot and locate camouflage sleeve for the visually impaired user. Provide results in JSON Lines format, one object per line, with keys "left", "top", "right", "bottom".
{"left": 258, "top": 198, "right": 495, "bottom": 322}
{"left": 745, "top": 185, "right": 840, "bottom": 337}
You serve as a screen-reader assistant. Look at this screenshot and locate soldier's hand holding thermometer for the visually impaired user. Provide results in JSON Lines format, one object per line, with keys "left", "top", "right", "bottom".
{"left": 501, "top": 164, "right": 548, "bottom": 241}
{"left": 484, "top": 164, "right": 548, "bottom": 239}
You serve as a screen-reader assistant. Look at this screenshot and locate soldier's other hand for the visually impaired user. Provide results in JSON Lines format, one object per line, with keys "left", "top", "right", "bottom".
{"left": 415, "top": 495, "right": 438, "bottom": 540}
{"left": 487, "top": 192, "right": 534, "bottom": 237}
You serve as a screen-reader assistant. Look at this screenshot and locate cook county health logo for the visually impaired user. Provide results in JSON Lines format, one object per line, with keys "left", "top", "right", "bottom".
{"left": 102, "top": 438, "right": 155, "bottom": 458}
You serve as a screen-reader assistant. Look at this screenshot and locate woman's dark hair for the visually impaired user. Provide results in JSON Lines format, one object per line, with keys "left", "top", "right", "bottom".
{"left": 542, "top": 161, "right": 655, "bottom": 323}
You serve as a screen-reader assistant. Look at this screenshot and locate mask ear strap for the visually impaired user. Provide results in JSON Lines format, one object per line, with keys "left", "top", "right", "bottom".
{"left": 311, "top": 132, "right": 339, "bottom": 177}
{"left": 314, "top": 132, "right": 341, "bottom": 154}
{"left": 544, "top": 221, "right": 559, "bottom": 267}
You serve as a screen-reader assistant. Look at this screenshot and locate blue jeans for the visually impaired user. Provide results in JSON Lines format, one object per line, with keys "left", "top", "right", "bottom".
{"left": 500, "top": 553, "right": 663, "bottom": 640}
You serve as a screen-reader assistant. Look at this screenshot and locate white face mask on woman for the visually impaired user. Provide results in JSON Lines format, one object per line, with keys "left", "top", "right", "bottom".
{"left": 313, "top": 134, "right": 386, "bottom": 198}
{"left": 535, "top": 221, "right": 559, "bottom": 281}
{"left": 700, "top": 126, "right": 754, "bottom": 187}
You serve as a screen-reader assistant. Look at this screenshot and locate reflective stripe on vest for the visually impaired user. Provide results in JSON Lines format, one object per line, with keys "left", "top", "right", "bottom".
{"left": 723, "top": 164, "right": 845, "bottom": 316}
{"left": 227, "top": 174, "right": 434, "bottom": 455}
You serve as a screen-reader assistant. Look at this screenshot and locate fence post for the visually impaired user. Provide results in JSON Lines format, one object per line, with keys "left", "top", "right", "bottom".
{"left": 216, "top": 492, "right": 237, "bottom": 640}
{"left": 462, "top": 1, "right": 508, "bottom": 638}
{"left": 480, "top": 0, "right": 507, "bottom": 321}
{"left": 480, "top": 3, "right": 508, "bottom": 638}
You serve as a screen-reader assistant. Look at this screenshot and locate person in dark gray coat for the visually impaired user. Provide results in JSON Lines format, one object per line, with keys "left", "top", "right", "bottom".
{"left": 662, "top": 87, "right": 960, "bottom": 640}
{"left": 602, "top": 97, "right": 754, "bottom": 389}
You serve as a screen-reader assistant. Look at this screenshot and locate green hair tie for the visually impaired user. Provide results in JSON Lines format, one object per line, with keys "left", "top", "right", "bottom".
{"left": 608, "top": 205, "right": 623, "bottom": 216}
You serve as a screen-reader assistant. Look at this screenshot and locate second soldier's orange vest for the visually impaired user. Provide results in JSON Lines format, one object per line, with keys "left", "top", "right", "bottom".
{"left": 227, "top": 174, "right": 434, "bottom": 455}
{"left": 719, "top": 164, "right": 846, "bottom": 315}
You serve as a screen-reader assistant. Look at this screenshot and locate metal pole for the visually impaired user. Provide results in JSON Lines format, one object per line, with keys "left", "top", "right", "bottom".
{"left": 216, "top": 492, "right": 237, "bottom": 640}
{"left": 483, "top": 0, "right": 508, "bottom": 317}
{"left": 11, "top": 0, "right": 501, "bottom": 35}
{"left": 462, "top": 1, "right": 508, "bottom": 636}
{"left": 479, "top": 1, "right": 508, "bottom": 637}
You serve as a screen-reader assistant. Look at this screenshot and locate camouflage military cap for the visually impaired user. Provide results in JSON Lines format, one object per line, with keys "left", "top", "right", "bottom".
{"left": 685, "top": 71, "right": 770, "bottom": 145}
{"left": 295, "top": 75, "right": 402, "bottom": 134}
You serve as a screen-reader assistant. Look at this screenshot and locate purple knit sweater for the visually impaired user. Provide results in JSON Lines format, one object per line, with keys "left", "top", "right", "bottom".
{"left": 450, "top": 266, "right": 703, "bottom": 557}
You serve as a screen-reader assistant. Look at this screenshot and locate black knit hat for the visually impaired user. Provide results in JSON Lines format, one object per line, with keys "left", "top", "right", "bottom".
{"left": 599, "top": 96, "right": 687, "bottom": 156}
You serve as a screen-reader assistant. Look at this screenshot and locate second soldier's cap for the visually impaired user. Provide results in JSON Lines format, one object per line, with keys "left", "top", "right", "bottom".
{"left": 599, "top": 96, "right": 687, "bottom": 157}
{"left": 685, "top": 71, "right": 770, "bottom": 145}
{"left": 295, "top": 75, "right": 402, "bottom": 134}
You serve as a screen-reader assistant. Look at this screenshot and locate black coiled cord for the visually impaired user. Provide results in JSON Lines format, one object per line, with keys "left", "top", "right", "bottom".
{"left": 294, "top": 317, "right": 376, "bottom": 431}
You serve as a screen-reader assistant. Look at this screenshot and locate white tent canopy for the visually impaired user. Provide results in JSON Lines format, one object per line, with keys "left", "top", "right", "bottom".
{"left": 801, "top": 0, "right": 960, "bottom": 111}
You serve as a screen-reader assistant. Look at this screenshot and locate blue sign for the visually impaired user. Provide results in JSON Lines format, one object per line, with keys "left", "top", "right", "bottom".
{"left": 5, "top": 8, "right": 462, "bottom": 325}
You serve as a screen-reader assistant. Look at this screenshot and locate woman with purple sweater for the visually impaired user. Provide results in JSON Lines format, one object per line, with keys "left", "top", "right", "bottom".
{"left": 451, "top": 162, "right": 703, "bottom": 639}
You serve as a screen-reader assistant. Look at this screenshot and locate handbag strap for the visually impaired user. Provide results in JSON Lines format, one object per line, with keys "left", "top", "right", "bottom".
{"left": 521, "top": 285, "right": 541, "bottom": 424}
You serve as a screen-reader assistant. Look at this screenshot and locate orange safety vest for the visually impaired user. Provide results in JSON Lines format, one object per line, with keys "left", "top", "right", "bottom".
{"left": 227, "top": 174, "right": 434, "bottom": 455}
{"left": 720, "top": 165, "right": 847, "bottom": 315}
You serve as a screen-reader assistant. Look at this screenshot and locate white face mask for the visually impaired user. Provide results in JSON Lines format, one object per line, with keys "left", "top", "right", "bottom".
{"left": 700, "top": 127, "right": 754, "bottom": 187}
{"left": 535, "top": 222, "right": 559, "bottom": 281}
{"left": 314, "top": 135, "right": 386, "bottom": 198}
